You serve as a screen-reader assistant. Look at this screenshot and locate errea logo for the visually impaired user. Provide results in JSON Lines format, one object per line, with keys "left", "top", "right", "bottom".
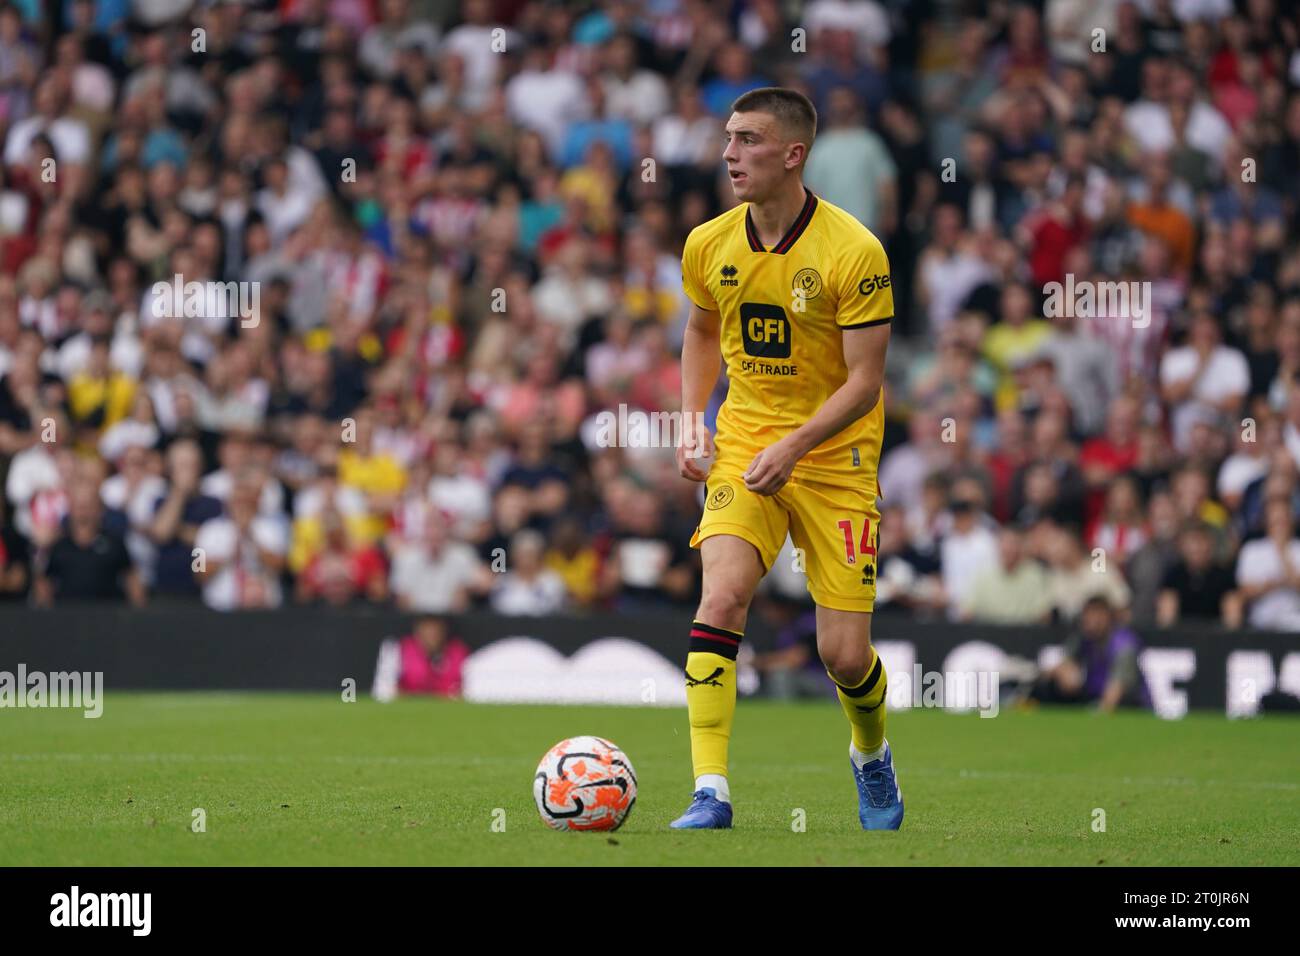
{"left": 719, "top": 264, "right": 739, "bottom": 287}
{"left": 858, "top": 274, "right": 891, "bottom": 296}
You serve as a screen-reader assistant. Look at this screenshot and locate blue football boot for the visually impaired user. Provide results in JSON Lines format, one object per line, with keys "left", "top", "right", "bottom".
{"left": 852, "top": 741, "right": 904, "bottom": 830}
{"left": 668, "top": 787, "right": 733, "bottom": 829}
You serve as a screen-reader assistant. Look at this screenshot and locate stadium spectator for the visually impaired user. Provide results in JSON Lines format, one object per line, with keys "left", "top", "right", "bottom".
{"left": 294, "top": 505, "right": 388, "bottom": 606}
{"left": 1157, "top": 520, "right": 1241, "bottom": 627}
{"left": 959, "top": 526, "right": 1052, "bottom": 625}
{"left": 544, "top": 514, "right": 600, "bottom": 609}
{"left": 1235, "top": 497, "right": 1300, "bottom": 631}
{"left": 489, "top": 527, "right": 566, "bottom": 615}
{"left": 193, "top": 471, "right": 289, "bottom": 611}
{"left": 1030, "top": 595, "right": 1152, "bottom": 712}
{"left": 752, "top": 595, "right": 832, "bottom": 700}
{"left": 147, "top": 437, "right": 222, "bottom": 599}
{"left": 939, "top": 478, "right": 999, "bottom": 619}
{"left": 34, "top": 476, "right": 143, "bottom": 605}
{"left": 396, "top": 614, "right": 469, "bottom": 698}
{"left": 1044, "top": 523, "right": 1131, "bottom": 623}
{"left": 391, "top": 510, "right": 492, "bottom": 613}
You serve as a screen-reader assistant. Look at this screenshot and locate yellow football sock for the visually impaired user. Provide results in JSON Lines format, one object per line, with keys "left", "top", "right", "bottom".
{"left": 684, "top": 620, "right": 742, "bottom": 779}
{"left": 830, "top": 647, "right": 887, "bottom": 754}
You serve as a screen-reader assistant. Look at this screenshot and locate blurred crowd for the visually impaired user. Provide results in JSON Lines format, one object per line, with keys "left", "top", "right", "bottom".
{"left": 1, "top": 0, "right": 1299, "bottom": 635}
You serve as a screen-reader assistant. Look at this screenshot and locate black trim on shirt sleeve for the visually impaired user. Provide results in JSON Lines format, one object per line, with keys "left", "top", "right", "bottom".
{"left": 840, "top": 316, "right": 893, "bottom": 330}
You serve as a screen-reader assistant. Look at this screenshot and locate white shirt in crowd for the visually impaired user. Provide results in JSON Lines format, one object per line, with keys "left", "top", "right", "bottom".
{"left": 1217, "top": 451, "right": 1269, "bottom": 503}
{"left": 1159, "top": 344, "right": 1249, "bottom": 450}
{"left": 427, "top": 474, "right": 492, "bottom": 539}
{"left": 940, "top": 520, "right": 999, "bottom": 619}
{"left": 490, "top": 570, "right": 567, "bottom": 616}
{"left": 390, "top": 541, "right": 484, "bottom": 613}
{"left": 193, "top": 515, "right": 289, "bottom": 611}
{"left": 1235, "top": 537, "right": 1300, "bottom": 632}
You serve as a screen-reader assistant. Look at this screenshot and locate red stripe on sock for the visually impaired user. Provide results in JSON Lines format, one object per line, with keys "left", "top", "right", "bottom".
{"left": 690, "top": 630, "right": 740, "bottom": 646}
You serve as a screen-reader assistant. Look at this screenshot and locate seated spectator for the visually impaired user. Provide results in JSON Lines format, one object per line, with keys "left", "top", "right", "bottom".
{"left": 1088, "top": 473, "right": 1148, "bottom": 562}
{"left": 295, "top": 508, "right": 388, "bottom": 606}
{"left": 874, "top": 505, "right": 945, "bottom": 616}
{"left": 396, "top": 615, "right": 470, "bottom": 698}
{"left": 426, "top": 440, "right": 492, "bottom": 543}
{"left": 201, "top": 433, "right": 286, "bottom": 519}
{"left": 67, "top": 336, "right": 136, "bottom": 431}
{"left": 34, "top": 479, "right": 143, "bottom": 605}
{"left": 599, "top": 482, "right": 697, "bottom": 610}
{"left": 1157, "top": 521, "right": 1240, "bottom": 627}
{"left": 1030, "top": 595, "right": 1152, "bottom": 712}
{"left": 98, "top": 391, "right": 160, "bottom": 463}
{"left": 752, "top": 596, "right": 832, "bottom": 699}
{"left": 490, "top": 528, "right": 567, "bottom": 615}
{"left": 147, "top": 438, "right": 223, "bottom": 599}
{"left": 1235, "top": 498, "right": 1300, "bottom": 631}
{"left": 544, "top": 515, "right": 600, "bottom": 608}
{"left": 1044, "top": 524, "right": 1131, "bottom": 623}
{"left": 99, "top": 442, "right": 165, "bottom": 583}
{"left": 1125, "top": 490, "right": 1182, "bottom": 627}
{"left": 289, "top": 467, "right": 375, "bottom": 573}
{"left": 193, "top": 471, "right": 288, "bottom": 611}
{"left": 1159, "top": 311, "right": 1249, "bottom": 455}
{"left": 391, "top": 512, "right": 493, "bottom": 613}
{"left": 959, "top": 526, "right": 1051, "bottom": 624}
{"left": 496, "top": 424, "right": 570, "bottom": 528}
{"left": 939, "top": 478, "right": 999, "bottom": 619}
{"left": 338, "top": 405, "right": 408, "bottom": 516}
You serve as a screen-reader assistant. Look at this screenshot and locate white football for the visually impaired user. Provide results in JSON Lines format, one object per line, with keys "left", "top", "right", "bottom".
{"left": 533, "top": 736, "right": 638, "bottom": 831}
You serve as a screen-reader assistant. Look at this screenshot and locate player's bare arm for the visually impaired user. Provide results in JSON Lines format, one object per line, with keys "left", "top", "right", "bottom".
{"left": 677, "top": 303, "right": 720, "bottom": 481}
{"left": 743, "top": 322, "right": 891, "bottom": 496}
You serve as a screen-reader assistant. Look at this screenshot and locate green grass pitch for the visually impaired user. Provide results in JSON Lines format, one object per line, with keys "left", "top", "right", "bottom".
{"left": 1, "top": 694, "right": 1297, "bottom": 866}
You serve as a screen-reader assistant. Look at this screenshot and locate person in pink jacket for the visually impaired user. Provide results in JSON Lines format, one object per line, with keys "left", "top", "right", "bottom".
{"left": 397, "top": 615, "right": 469, "bottom": 698}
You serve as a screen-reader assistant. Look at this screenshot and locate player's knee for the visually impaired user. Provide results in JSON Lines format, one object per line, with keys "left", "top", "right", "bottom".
{"left": 822, "top": 652, "right": 870, "bottom": 688}
{"left": 696, "top": 585, "right": 751, "bottom": 632}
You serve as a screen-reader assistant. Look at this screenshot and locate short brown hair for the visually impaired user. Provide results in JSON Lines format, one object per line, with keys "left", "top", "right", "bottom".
{"left": 730, "top": 87, "right": 817, "bottom": 156}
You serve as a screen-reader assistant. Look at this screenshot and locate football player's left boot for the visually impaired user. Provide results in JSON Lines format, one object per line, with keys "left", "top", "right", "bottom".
{"left": 668, "top": 787, "right": 733, "bottom": 829}
{"left": 852, "top": 740, "right": 904, "bottom": 830}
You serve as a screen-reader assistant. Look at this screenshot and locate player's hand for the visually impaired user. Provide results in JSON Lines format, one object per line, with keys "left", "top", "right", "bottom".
{"left": 743, "top": 436, "right": 802, "bottom": 496}
{"left": 677, "top": 417, "right": 714, "bottom": 482}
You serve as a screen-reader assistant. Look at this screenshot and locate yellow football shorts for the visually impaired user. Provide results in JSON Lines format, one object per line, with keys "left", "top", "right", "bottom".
{"left": 689, "top": 459, "right": 881, "bottom": 612}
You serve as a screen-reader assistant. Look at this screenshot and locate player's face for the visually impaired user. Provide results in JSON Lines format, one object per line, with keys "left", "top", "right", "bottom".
{"left": 723, "top": 111, "right": 794, "bottom": 202}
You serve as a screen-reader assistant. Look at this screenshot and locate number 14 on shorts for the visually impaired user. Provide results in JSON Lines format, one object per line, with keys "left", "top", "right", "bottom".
{"left": 837, "top": 517, "right": 877, "bottom": 566}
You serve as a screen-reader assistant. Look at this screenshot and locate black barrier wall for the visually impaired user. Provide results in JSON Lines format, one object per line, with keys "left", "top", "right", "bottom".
{"left": 1, "top": 607, "right": 1298, "bottom": 715}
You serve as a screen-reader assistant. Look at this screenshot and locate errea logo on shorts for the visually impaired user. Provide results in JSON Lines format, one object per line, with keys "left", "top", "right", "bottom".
{"left": 50, "top": 886, "right": 151, "bottom": 936}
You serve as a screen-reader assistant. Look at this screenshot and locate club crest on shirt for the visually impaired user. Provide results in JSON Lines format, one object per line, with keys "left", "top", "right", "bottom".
{"left": 706, "top": 484, "right": 736, "bottom": 510}
{"left": 792, "top": 267, "right": 823, "bottom": 300}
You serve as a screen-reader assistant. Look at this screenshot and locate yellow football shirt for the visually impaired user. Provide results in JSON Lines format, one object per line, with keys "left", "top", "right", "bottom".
{"left": 681, "top": 188, "right": 893, "bottom": 487}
